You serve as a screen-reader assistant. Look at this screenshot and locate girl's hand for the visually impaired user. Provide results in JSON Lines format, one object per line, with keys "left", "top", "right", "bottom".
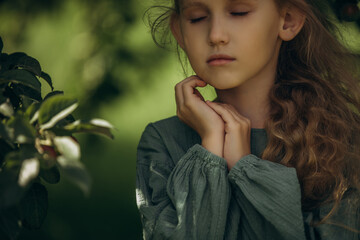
{"left": 206, "top": 101, "right": 251, "bottom": 170}
{"left": 175, "top": 76, "right": 224, "bottom": 157}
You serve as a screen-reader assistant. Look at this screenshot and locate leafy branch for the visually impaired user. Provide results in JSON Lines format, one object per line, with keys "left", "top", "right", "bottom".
{"left": 0, "top": 37, "right": 114, "bottom": 240}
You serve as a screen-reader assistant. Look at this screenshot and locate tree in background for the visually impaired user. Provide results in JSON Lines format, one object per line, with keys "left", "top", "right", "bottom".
{"left": 0, "top": 37, "right": 113, "bottom": 240}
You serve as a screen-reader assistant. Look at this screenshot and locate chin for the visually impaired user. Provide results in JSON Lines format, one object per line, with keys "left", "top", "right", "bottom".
{"left": 207, "top": 80, "right": 241, "bottom": 90}
{"left": 201, "top": 73, "right": 242, "bottom": 89}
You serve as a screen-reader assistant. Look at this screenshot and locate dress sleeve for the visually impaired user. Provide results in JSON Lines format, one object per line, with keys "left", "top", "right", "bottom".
{"left": 136, "top": 124, "right": 231, "bottom": 240}
{"left": 228, "top": 154, "right": 306, "bottom": 240}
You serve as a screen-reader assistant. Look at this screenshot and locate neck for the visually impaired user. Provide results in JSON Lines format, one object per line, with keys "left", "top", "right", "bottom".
{"left": 216, "top": 76, "right": 274, "bottom": 129}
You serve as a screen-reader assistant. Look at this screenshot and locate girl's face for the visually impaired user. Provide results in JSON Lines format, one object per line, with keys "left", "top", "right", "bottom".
{"left": 173, "top": 0, "right": 285, "bottom": 90}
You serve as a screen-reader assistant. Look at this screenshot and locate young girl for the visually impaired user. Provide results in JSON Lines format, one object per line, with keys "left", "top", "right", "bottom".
{"left": 137, "top": 0, "right": 360, "bottom": 239}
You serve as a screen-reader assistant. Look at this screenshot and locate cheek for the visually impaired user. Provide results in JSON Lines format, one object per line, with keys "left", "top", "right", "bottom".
{"left": 183, "top": 38, "right": 206, "bottom": 71}
{"left": 185, "top": 52, "right": 204, "bottom": 79}
{"left": 250, "top": 22, "right": 281, "bottom": 59}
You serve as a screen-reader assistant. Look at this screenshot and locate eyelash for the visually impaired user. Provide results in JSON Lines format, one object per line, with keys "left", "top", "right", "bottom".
{"left": 190, "top": 16, "right": 207, "bottom": 23}
{"left": 189, "top": 12, "right": 249, "bottom": 24}
{"left": 231, "top": 12, "right": 249, "bottom": 16}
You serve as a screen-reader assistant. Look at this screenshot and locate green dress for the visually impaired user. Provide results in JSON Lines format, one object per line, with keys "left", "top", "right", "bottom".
{"left": 136, "top": 116, "right": 359, "bottom": 240}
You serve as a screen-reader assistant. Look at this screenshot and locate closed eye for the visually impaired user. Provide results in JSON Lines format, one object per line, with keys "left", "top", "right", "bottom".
{"left": 231, "top": 12, "right": 249, "bottom": 16}
{"left": 190, "top": 16, "right": 207, "bottom": 23}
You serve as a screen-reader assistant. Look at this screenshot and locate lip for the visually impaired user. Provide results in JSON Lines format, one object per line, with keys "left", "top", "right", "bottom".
{"left": 207, "top": 54, "right": 236, "bottom": 66}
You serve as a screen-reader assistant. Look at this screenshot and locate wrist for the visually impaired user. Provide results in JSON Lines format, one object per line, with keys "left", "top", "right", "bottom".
{"left": 201, "top": 134, "right": 224, "bottom": 157}
{"left": 225, "top": 146, "right": 251, "bottom": 170}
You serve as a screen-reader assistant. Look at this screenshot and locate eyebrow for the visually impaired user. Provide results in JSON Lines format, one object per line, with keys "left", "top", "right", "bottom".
{"left": 181, "top": 0, "right": 258, "bottom": 11}
{"left": 181, "top": 1, "right": 206, "bottom": 11}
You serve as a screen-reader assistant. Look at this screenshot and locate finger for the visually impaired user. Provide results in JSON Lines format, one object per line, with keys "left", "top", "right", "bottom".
{"left": 221, "top": 104, "right": 242, "bottom": 121}
{"left": 222, "top": 104, "right": 251, "bottom": 124}
{"left": 206, "top": 101, "right": 238, "bottom": 126}
{"left": 175, "top": 76, "right": 197, "bottom": 107}
{"left": 182, "top": 77, "right": 207, "bottom": 101}
{"left": 176, "top": 76, "right": 206, "bottom": 118}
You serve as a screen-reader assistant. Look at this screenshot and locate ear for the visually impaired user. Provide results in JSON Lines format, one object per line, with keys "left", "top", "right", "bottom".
{"left": 279, "top": 6, "right": 306, "bottom": 41}
{"left": 170, "top": 14, "right": 185, "bottom": 49}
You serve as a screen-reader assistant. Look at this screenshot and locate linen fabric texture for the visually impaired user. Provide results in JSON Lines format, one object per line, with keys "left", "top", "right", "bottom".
{"left": 136, "top": 116, "right": 359, "bottom": 240}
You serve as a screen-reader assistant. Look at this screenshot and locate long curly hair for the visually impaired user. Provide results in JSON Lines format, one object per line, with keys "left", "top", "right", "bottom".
{"left": 146, "top": 0, "right": 360, "bottom": 224}
{"left": 263, "top": 0, "right": 360, "bottom": 224}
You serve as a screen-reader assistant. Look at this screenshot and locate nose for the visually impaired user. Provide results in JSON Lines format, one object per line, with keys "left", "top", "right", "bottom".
{"left": 208, "top": 16, "right": 229, "bottom": 46}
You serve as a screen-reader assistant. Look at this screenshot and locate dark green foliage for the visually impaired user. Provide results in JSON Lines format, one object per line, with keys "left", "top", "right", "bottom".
{"left": 0, "top": 170, "right": 25, "bottom": 209}
{"left": 0, "top": 37, "right": 113, "bottom": 239}
{"left": 19, "top": 183, "right": 48, "bottom": 229}
{"left": 39, "top": 166, "right": 60, "bottom": 184}
{"left": 37, "top": 95, "right": 77, "bottom": 127}
{"left": 0, "top": 207, "right": 21, "bottom": 240}
{"left": 39, "top": 72, "right": 53, "bottom": 91}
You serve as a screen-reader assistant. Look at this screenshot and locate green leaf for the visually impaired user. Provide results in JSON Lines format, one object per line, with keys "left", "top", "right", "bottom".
{"left": 57, "top": 157, "right": 91, "bottom": 196}
{"left": 20, "top": 183, "right": 48, "bottom": 230}
{"left": 0, "top": 207, "right": 21, "bottom": 240}
{"left": 6, "top": 114, "right": 36, "bottom": 144}
{"left": 38, "top": 95, "right": 78, "bottom": 130}
{"left": 43, "top": 90, "right": 63, "bottom": 101}
{"left": 15, "top": 55, "right": 41, "bottom": 77}
{"left": 40, "top": 72, "right": 53, "bottom": 91}
{"left": 0, "top": 52, "right": 26, "bottom": 73}
{"left": 11, "top": 83, "right": 41, "bottom": 102}
{"left": 39, "top": 166, "right": 60, "bottom": 184}
{"left": 7, "top": 53, "right": 27, "bottom": 64}
{"left": 41, "top": 92, "right": 75, "bottom": 128}
{"left": 63, "top": 119, "right": 114, "bottom": 139}
{"left": 0, "top": 69, "right": 41, "bottom": 93}
{"left": 25, "top": 102, "right": 40, "bottom": 124}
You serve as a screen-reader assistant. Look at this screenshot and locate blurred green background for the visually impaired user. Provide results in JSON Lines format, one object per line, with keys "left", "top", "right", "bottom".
{"left": 0, "top": 0, "right": 359, "bottom": 239}
{"left": 1, "top": 0, "right": 182, "bottom": 239}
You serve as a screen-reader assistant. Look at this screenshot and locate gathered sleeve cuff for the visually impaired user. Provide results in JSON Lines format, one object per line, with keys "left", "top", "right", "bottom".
{"left": 166, "top": 144, "right": 230, "bottom": 238}
{"left": 228, "top": 154, "right": 306, "bottom": 240}
{"left": 137, "top": 124, "right": 230, "bottom": 240}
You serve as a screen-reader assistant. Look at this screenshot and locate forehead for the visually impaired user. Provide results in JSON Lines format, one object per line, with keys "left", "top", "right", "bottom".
{"left": 179, "top": 0, "right": 260, "bottom": 9}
